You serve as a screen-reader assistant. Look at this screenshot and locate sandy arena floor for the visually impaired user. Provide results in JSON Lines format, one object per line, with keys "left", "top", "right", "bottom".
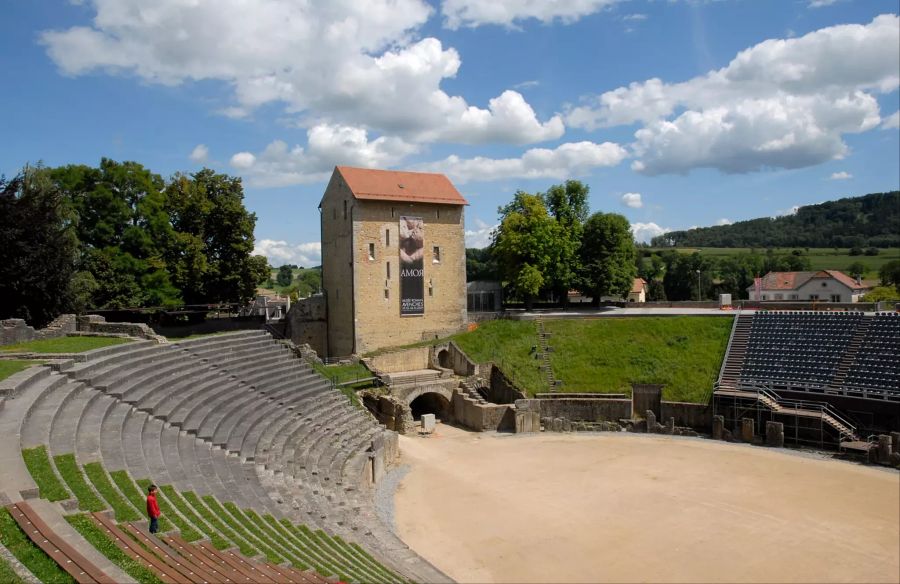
{"left": 393, "top": 425, "right": 900, "bottom": 583}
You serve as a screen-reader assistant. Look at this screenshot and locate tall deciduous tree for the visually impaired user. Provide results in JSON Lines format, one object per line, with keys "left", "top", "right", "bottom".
{"left": 579, "top": 212, "right": 636, "bottom": 305}
{"left": 492, "top": 192, "right": 560, "bottom": 309}
{"left": 276, "top": 265, "right": 294, "bottom": 287}
{"left": 0, "top": 167, "right": 78, "bottom": 326}
{"left": 543, "top": 180, "right": 589, "bottom": 305}
{"left": 165, "top": 169, "right": 259, "bottom": 304}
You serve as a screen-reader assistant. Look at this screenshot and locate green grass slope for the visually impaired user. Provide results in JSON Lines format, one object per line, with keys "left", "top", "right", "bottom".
{"left": 1, "top": 336, "right": 129, "bottom": 354}
{"left": 546, "top": 317, "right": 732, "bottom": 402}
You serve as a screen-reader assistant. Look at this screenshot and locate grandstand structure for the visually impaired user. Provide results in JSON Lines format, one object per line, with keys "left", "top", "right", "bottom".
{"left": 715, "top": 311, "right": 900, "bottom": 447}
{"left": 0, "top": 330, "right": 448, "bottom": 583}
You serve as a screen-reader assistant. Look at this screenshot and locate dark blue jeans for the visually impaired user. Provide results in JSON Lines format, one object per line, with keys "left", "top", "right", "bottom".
{"left": 149, "top": 517, "right": 159, "bottom": 534}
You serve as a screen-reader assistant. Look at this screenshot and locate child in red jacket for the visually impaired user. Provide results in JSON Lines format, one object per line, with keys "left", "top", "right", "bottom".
{"left": 146, "top": 484, "right": 161, "bottom": 534}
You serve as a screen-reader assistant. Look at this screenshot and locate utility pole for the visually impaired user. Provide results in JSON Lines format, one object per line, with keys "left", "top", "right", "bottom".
{"left": 696, "top": 269, "right": 701, "bottom": 301}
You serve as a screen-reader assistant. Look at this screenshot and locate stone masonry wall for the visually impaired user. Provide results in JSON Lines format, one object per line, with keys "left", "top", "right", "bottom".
{"left": 661, "top": 401, "right": 712, "bottom": 431}
{"left": 1, "top": 314, "right": 77, "bottom": 346}
{"left": 284, "top": 296, "right": 327, "bottom": 356}
{"left": 367, "top": 346, "right": 431, "bottom": 374}
{"left": 539, "top": 398, "right": 633, "bottom": 422}
{"left": 487, "top": 365, "right": 528, "bottom": 404}
{"left": 321, "top": 173, "right": 356, "bottom": 357}
{"left": 351, "top": 199, "right": 467, "bottom": 355}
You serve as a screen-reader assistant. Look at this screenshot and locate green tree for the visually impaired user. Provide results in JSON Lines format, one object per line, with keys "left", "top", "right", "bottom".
{"left": 50, "top": 159, "right": 181, "bottom": 308}
{"left": 276, "top": 265, "right": 294, "bottom": 287}
{"left": 846, "top": 261, "right": 867, "bottom": 279}
{"left": 663, "top": 252, "right": 713, "bottom": 301}
{"left": 492, "top": 192, "right": 559, "bottom": 309}
{"left": 879, "top": 260, "right": 900, "bottom": 289}
{"left": 248, "top": 255, "right": 271, "bottom": 286}
{"left": 543, "top": 180, "right": 589, "bottom": 305}
{"left": 863, "top": 286, "right": 900, "bottom": 302}
{"left": 294, "top": 268, "right": 322, "bottom": 297}
{"left": 165, "top": 169, "right": 259, "bottom": 304}
{"left": 0, "top": 167, "right": 78, "bottom": 326}
{"left": 466, "top": 247, "right": 499, "bottom": 281}
{"left": 579, "top": 213, "right": 637, "bottom": 305}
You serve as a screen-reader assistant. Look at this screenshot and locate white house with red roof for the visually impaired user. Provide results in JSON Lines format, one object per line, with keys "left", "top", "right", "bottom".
{"left": 747, "top": 270, "right": 872, "bottom": 303}
{"left": 628, "top": 278, "right": 648, "bottom": 303}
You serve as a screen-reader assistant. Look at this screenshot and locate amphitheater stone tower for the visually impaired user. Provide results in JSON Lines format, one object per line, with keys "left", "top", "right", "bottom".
{"left": 320, "top": 166, "right": 468, "bottom": 357}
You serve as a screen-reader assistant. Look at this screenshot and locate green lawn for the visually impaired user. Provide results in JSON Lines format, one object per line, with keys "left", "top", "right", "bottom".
{"left": 1, "top": 336, "right": 129, "bottom": 354}
{"left": 0, "top": 360, "right": 38, "bottom": 382}
{"left": 0, "top": 507, "right": 74, "bottom": 584}
{"left": 545, "top": 317, "right": 732, "bottom": 402}
{"left": 650, "top": 246, "right": 900, "bottom": 279}
{"left": 0, "top": 555, "right": 25, "bottom": 584}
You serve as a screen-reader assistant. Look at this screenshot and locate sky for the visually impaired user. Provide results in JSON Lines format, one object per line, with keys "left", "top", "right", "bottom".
{"left": 2, "top": 0, "right": 899, "bottom": 268}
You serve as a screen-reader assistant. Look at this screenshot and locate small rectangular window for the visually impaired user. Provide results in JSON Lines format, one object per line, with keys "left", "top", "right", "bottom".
{"left": 384, "top": 289, "right": 389, "bottom": 299}
{"left": 391, "top": 207, "right": 395, "bottom": 218}
{"left": 428, "top": 286, "right": 433, "bottom": 297}
{"left": 436, "top": 208, "right": 441, "bottom": 219}
{"left": 830, "top": 294, "right": 841, "bottom": 302}
{"left": 809, "top": 294, "right": 819, "bottom": 300}
{"left": 433, "top": 246, "right": 441, "bottom": 263}
{"left": 387, "top": 261, "right": 391, "bottom": 280}
{"left": 385, "top": 229, "right": 390, "bottom": 246}
{"left": 761, "top": 295, "right": 767, "bottom": 300}
{"left": 368, "top": 243, "right": 375, "bottom": 260}
{"left": 343, "top": 200, "right": 347, "bottom": 220}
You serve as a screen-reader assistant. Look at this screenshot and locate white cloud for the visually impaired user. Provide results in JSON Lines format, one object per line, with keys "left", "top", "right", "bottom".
{"left": 465, "top": 218, "right": 497, "bottom": 248}
{"left": 229, "top": 123, "right": 418, "bottom": 187}
{"left": 441, "top": 0, "right": 620, "bottom": 29}
{"left": 253, "top": 239, "right": 322, "bottom": 268}
{"left": 716, "top": 218, "right": 732, "bottom": 225}
{"left": 621, "top": 193, "right": 643, "bottom": 208}
{"left": 775, "top": 205, "right": 800, "bottom": 217}
{"left": 808, "top": 0, "right": 839, "bottom": 7}
{"left": 829, "top": 171, "right": 853, "bottom": 180}
{"left": 631, "top": 222, "right": 670, "bottom": 243}
{"left": 230, "top": 152, "right": 256, "bottom": 169}
{"left": 189, "top": 144, "right": 209, "bottom": 163}
{"left": 566, "top": 15, "right": 899, "bottom": 175}
{"left": 39, "top": 1, "right": 562, "bottom": 146}
{"left": 420, "top": 141, "right": 628, "bottom": 184}
{"left": 882, "top": 111, "right": 900, "bottom": 129}
{"left": 622, "top": 13, "right": 648, "bottom": 21}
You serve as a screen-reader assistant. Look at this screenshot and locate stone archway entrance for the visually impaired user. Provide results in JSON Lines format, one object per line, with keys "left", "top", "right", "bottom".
{"left": 409, "top": 392, "right": 452, "bottom": 422}
{"left": 437, "top": 349, "right": 451, "bottom": 369}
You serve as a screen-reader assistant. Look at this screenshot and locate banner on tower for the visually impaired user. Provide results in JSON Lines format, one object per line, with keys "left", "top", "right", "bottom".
{"left": 399, "top": 216, "right": 425, "bottom": 316}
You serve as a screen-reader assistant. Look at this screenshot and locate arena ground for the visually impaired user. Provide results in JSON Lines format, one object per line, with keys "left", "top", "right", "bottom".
{"left": 392, "top": 426, "right": 900, "bottom": 583}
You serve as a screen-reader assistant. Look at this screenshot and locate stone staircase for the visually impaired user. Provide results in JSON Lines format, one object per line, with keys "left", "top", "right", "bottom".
{"left": 828, "top": 317, "right": 871, "bottom": 390}
{"left": 460, "top": 378, "right": 488, "bottom": 405}
{"left": 535, "top": 317, "right": 558, "bottom": 388}
{"left": 717, "top": 313, "right": 751, "bottom": 390}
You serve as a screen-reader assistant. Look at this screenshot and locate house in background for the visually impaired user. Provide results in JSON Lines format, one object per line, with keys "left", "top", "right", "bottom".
{"left": 747, "top": 270, "right": 872, "bottom": 303}
{"left": 628, "top": 278, "right": 648, "bottom": 303}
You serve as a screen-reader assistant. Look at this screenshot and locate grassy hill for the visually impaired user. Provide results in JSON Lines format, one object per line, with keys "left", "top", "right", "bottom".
{"left": 391, "top": 316, "right": 732, "bottom": 403}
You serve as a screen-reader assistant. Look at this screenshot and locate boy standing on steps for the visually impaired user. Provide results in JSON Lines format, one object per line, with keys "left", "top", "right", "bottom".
{"left": 147, "top": 484, "right": 161, "bottom": 533}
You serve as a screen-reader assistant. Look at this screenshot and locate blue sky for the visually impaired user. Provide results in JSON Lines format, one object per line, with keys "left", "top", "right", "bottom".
{"left": 2, "top": 0, "right": 899, "bottom": 267}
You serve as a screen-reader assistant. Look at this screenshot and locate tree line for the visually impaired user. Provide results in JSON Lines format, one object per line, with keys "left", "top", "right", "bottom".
{"left": 1, "top": 161, "right": 270, "bottom": 327}
{"left": 475, "top": 180, "right": 637, "bottom": 308}
{"left": 652, "top": 192, "right": 900, "bottom": 249}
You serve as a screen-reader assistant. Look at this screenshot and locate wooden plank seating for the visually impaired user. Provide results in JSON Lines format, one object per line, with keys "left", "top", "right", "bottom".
{"left": 122, "top": 522, "right": 225, "bottom": 583}
{"left": 6, "top": 502, "right": 116, "bottom": 584}
{"left": 88, "top": 512, "right": 186, "bottom": 584}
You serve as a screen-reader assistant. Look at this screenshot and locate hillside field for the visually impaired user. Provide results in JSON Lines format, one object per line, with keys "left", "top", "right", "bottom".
{"left": 649, "top": 247, "right": 900, "bottom": 278}
{"left": 417, "top": 317, "right": 732, "bottom": 402}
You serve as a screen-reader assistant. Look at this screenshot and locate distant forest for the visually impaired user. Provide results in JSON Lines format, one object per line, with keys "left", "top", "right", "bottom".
{"left": 652, "top": 192, "right": 899, "bottom": 248}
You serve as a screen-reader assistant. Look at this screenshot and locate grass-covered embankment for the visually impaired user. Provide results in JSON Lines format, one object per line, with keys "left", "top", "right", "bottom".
{"left": 0, "top": 507, "right": 74, "bottom": 584}
{"left": 0, "top": 360, "right": 38, "bottom": 382}
{"left": 546, "top": 316, "right": 732, "bottom": 402}
{"left": 1, "top": 336, "right": 129, "bottom": 354}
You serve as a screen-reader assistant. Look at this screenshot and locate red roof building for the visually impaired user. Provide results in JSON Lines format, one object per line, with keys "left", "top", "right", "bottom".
{"left": 747, "top": 270, "right": 872, "bottom": 303}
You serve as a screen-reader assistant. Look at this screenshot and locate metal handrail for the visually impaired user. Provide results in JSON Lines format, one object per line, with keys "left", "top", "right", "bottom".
{"left": 752, "top": 385, "right": 857, "bottom": 437}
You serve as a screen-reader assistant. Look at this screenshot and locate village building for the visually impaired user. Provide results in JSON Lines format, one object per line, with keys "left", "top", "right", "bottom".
{"left": 320, "top": 166, "right": 468, "bottom": 357}
{"left": 628, "top": 278, "right": 648, "bottom": 303}
{"left": 747, "top": 270, "right": 872, "bottom": 303}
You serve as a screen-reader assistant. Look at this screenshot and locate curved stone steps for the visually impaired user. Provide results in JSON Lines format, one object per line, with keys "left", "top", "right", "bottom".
{"left": 48, "top": 385, "right": 101, "bottom": 457}
{"left": 158, "top": 423, "right": 193, "bottom": 493}
{"left": 121, "top": 408, "right": 154, "bottom": 481}
{"left": 252, "top": 385, "right": 339, "bottom": 466}
{"left": 176, "top": 433, "right": 215, "bottom": 498}
{"left": 115, "top": 355, "right": 201, "bottom": 403}
{"left": 183, "top": 337, "right": 278, "bottom": 361}
{"left": 224, "top": 378, "right": 330, "bottom": 457}
{"left": 70, "top": 344, "right": 171, "bottom": 385}
{"left": 99, "top": 402, "right": 132, "bottom": 471}
{"left": 271, "top": 400, "right": 348, "bottom": 476}
{"left": 242, "top": 383, "right": 334, "bottom": 462}
{"left": 154, "top": 371, "right": 238, "bottom": 426}
{"left": 95, "top": 346, "right": 188, "bottom": 396}
{"left": 64, "top": 341, "right": 157, "bottom": 380}
{"left": 75, "top": 392, "right": 118, "bottom": 463}
{"left": 20, "top": 375, "right": 83, "bottom": 449}
{"left": 204, "top": 351, "right": 289, "bottom": 380}
{"left": 175, "top": 375, "right": 246, "bottom": 432}
{"left": 174, "top": 330, "right": 268, "bottom": 352}
{"left": 136, "top": 364, "right": 217, "bottom": 415}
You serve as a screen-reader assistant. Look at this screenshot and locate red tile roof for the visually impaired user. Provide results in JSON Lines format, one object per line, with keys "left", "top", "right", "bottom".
{"left": 335, "top": 166, "right": 468, "bottom": 206}
{"left": 753, "top": 270, "right": 868, "bottom": 291}
{"left": 631, "top": 278, "right": 647, "bottom": 294}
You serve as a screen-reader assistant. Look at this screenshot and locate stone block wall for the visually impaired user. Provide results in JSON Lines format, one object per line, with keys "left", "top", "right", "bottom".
{"left": 539, "top": 397, "right": 633, "bottom": 422}
{"left": 660, "top": 401, "right": 712, "bottom": 432}
{"left": 284, "top": 296, "right": 327, "bottom": 356}
{"left": 1, "top": 314, "right": 77, "bottom": 346}
{"left": 451, "top": 390, "right": 515, "bottom": 432}
{"left": 487, "top": 365, "right": 528, "bottom": 404}
{"left": 77, "top": 315, "right": 166, "bottom": 343}
{"left": 432, "top": 341, "right": 477, "bottom": 376}
{"left": 366, "top": 346, "right": 431, "bottom": 374}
